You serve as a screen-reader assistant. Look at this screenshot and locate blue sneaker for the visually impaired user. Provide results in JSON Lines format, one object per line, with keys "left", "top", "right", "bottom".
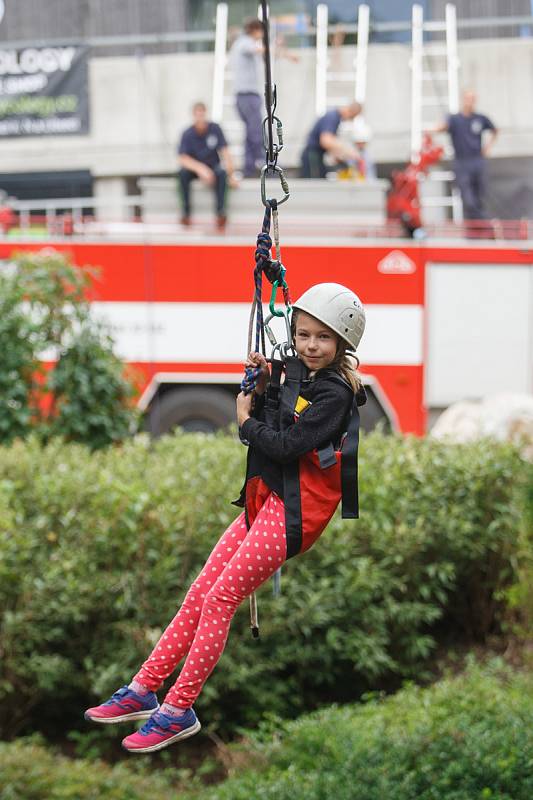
{"left": 122, "top": 708, "right": 201, "bottom": 753}
{"left": 84, "top": 685, "right": 159, "bottom": 724}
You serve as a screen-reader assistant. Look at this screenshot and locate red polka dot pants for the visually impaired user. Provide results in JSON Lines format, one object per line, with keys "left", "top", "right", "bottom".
{"left": 133, "top": 491, "right": 287, "bottom": 708}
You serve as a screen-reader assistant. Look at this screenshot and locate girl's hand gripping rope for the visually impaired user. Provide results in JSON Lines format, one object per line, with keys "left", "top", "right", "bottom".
{"left": 240, "top": 351, "right": 269, "bottom": 396}
{"left": 238, "top": 352, "right": 269, "bottom": 424}
{"left": 236, "top": 390, "right": 253, "bottom": 427}
{"left": 245, "top": 351, "right": 269, "bottom": 395}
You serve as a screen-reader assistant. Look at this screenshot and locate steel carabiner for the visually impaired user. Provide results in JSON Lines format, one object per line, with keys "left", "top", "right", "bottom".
{"left": 263, "top": 307, "right": 293, "bottom": 350}
{"left": 260, "top": 164, "right": 290, "bottom": 209}
{"left": 262, "top": 114, "right": 284, "bottom": 161}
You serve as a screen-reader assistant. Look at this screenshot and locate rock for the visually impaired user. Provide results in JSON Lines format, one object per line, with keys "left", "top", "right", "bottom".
{"left": 431, "top": 401, "right": 483, "bottom": 441}
{"left": 430, "top": 394, "right": 533, "bottom": 459}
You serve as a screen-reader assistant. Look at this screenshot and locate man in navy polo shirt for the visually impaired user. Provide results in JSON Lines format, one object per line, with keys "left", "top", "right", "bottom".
{"left": 434, "top": 89, "right": 498, "bottom": 223}
{"left": 300, "top": 101, "right": 363, "bottom": 178}
{"left": 177, "top": 102, "right": 237, "bottom": 230}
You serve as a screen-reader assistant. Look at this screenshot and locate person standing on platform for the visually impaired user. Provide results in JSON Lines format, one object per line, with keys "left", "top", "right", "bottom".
{"left": 230, "top": 18, "right": 265, "bottom": 178}
{"left": 433, "top": 89, "right": 498, "bottom": 225}
{"left": 300, "top": 102, "right": 363, "bottom": 178}
{"left": 177, "top": 101, "right": 237, "bottom": 231}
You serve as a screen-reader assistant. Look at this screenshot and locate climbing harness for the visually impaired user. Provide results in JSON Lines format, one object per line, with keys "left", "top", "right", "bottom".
{"left": 241, "top": 354, "right": 366, "bottom": 550}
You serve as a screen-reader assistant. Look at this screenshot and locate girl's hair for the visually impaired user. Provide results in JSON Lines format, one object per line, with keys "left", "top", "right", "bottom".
{"left": 291, "top": 309, "right": 362, "bottom": 392}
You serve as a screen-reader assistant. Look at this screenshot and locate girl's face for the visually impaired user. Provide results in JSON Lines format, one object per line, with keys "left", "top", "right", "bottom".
{"left": 294, "top": 311, "right": 339, "bottom": 372}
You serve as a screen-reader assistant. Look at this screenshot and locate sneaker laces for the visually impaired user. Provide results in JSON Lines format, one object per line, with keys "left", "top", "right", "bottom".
{"left": 140, "top": 711, "right": 175, "bottom": 735}
{"left": 103, "top": 686, "right": 130, "bottom": 706}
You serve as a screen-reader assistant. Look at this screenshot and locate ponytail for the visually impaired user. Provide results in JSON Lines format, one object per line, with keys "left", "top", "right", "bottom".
{"left": 329, "top": 342, "right": 362, "bottom": 393}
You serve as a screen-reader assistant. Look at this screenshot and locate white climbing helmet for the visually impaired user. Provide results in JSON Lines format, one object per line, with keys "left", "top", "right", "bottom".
{"left": 292, "top": 283, "right": 366, "bottom": 350}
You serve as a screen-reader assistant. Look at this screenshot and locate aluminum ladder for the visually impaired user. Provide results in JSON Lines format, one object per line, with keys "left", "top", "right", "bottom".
{"left": 315, "top": 3, "right": 369, "bottom": 121}
{"left": 410, "top": 2, "right": 462, "bottom": 222}
{"left": 211, "top": 2, "right": 248, "bottom": 161}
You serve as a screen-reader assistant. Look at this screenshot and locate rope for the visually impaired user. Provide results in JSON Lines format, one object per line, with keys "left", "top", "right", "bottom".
{"left": 261, "top": 0, "right": 275, "bottom": 165}
{"left": 241, "top": 205, "right": 272, "bottom": 395}
{"left": 244, "top": 0, "right": 291, "bottom": 637}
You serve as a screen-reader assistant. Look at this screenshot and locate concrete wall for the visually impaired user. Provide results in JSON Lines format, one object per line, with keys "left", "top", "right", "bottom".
{"left": 0, "top": 37, "right": 532, "bottom": 192}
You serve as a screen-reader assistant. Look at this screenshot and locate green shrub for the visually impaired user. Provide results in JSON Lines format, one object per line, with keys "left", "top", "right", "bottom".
{"left": 503, "top": 460, "right": 533, "bottom": 646}
{"left": 0, "top": 736, "right": 190, "bottom": 800}
{"left": 179, "top": 661, "right": 533, "bottom": 800}
{"left": 0, "top": 273, "right": 38, "bottom": 441}
{"left": 46, "top": 323, "right": 138, "bottom": 449}
{"left": 0, "top": 432, "right": 528, "bottom": 739}
{"left": 0, "top": 249, "right": 138, "bottom": 446}
{"left": 2, "top": 663, "right": 531, "bottom": 800}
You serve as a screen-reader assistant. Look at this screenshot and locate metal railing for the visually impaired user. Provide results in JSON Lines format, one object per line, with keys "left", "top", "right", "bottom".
{"left": 0, "top": 30, "right": 216, "bottom": 52}
{"left": 1, "top": 193, "right": 531, "bottom": 242}
{"left": 0, "top": 196, "right": 142, "bottom": 237}
{"left": 313, "top": 14, "right": 533, "bottom": 38}
{"left": 0, "top": 13, "right": 531, "bottom": 54}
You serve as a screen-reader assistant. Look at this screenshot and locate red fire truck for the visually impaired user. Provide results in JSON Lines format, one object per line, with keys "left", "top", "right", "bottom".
{"left": 1, "top": 223, "right": 531, "bottom": 436}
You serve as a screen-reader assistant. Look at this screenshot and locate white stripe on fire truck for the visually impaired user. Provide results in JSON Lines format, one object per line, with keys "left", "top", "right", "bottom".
{"left": 90, "top": 302, "right": 423, "bottom": 366}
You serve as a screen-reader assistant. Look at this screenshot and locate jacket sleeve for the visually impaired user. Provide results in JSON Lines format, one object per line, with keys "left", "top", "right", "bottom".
{"left": 239, "top": 380, "right": 352, "bottom": 464}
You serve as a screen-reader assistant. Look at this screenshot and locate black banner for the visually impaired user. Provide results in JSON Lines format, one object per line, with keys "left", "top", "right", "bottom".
{"left": 0, "top": 45, "right": 89, "bottom": 137}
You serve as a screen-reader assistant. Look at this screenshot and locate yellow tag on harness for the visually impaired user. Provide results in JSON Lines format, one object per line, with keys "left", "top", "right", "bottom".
{"left": 294, "top": 396, "right": 311, "bottom": 415}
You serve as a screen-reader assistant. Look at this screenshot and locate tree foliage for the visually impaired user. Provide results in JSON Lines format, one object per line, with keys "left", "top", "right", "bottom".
{"left": 0, "top": 249, "right": 138, "bottom": 447}
{"left": 183, "top": 661, "right": 533, "bottom": 800}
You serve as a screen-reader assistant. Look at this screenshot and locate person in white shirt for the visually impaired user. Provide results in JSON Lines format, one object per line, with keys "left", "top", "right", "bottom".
{"left": 230, "top": 18, "right": 265, "bottom": 177}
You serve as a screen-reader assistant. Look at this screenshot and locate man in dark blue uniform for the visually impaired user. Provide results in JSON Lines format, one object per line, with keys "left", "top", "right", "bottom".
{"left": 177, "top": 102, "right": 237, "bottom": 230}
{"left": 435, "top": 90, "right": 498, "bottom": 223}
{"left": 300, "top": 101, "right": 362, "bottom": 178}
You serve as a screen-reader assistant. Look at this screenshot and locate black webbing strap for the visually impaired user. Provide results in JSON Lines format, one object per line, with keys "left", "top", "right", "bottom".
{"left": 316, "top": 442, "right": 337, "bottom": 468}
{"left": 279, "top": 356, "right": 307, "bottom": 428}
{"left": 263, "top": 358, "right": 284, "bottom": 429}
{"left": 340, "top": 397, "right": 361, "bottom": 519}
{"left": 280, "top": 356, "right": 307, "bottom": 558}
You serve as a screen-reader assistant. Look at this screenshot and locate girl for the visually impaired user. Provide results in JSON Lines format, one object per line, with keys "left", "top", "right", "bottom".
{"left": 84, "top": 283, "right": 365, "bottom": 754}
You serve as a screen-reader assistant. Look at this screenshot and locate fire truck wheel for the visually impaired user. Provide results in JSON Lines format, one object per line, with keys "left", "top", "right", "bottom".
{"left": 147, "top": 387, "right": 237, "bottom": 435}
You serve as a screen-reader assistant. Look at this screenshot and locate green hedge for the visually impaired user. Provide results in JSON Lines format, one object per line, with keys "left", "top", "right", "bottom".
{"left": 1, "top": 663, "right": 531, "bottom": 800}
{"left": 0, "top": 432, "right": 528, "bottom": 739}
{"left": 182, "top": 661, "right": 533, "bottom": 800}
{"left": 0, "top": 738, "right": 186, "bottom": 800}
